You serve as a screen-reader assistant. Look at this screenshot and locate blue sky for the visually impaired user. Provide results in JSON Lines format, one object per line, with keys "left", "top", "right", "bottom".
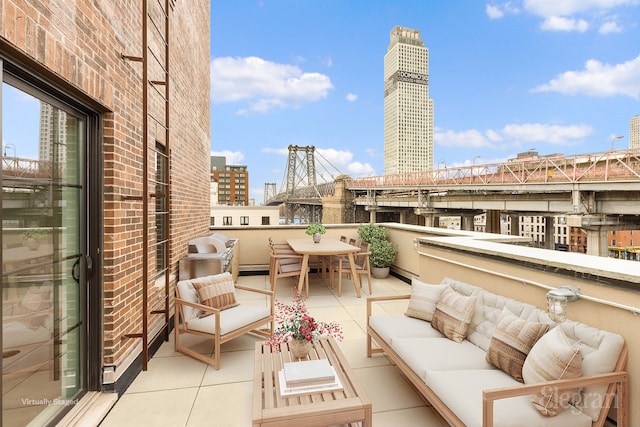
{"left": 211, "top": 0, "right": 640, "bottom": 203}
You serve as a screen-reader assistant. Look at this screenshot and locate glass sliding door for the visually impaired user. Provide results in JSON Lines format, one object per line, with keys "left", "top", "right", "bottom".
{"left": 2, "top": 75, "right": 86, "bottom": 425}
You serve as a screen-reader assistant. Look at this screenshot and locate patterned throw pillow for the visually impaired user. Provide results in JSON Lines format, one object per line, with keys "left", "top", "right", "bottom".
{"left": 522, "top": 326, "right": 583, "bottom": 416}
{"left": 431, "top": 286, "right": 477, "bottom": 343}
{"left": 486, "top": 307, "right": 550, "bottom": 382}
{"left": 191, "top": 272, "right": 238, "bottom": 313}
{"left": 405, "top": 279, "right": 447, "bottom": 322}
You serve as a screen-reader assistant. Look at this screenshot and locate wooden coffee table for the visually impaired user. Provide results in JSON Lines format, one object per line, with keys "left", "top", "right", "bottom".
{"left": 253, "top": 336, "right": 372, "bottom": 427}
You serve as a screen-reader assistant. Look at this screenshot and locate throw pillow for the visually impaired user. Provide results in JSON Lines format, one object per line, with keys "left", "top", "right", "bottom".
{"left": 191, "top": 272, "right": 238, "bottom": 313}
{"left": 15, "top": 286, "right": 52, "bottom": 329}
{"left": 405, "top": 279, "right": 447, "bottom": 322}
{"left": 522, "top": 326, "right": 582, "bottom": 416}
{"left": 431, "top": 286, "right": 477, "bottom": 343}
{"left": 486, "top": 307, "right": 550, "bottom": 382}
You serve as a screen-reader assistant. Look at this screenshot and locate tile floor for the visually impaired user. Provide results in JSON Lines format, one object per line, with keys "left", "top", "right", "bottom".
{"left": 99, "top": 272, "right": 448, "bottom": 427}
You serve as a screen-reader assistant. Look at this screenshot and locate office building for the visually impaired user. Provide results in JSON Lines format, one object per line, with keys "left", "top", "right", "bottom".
{"left": 631, "top": 114, "right": 640, "bottom": 149}
{"left": 383, "top": 26, "right": 434, "bottom": 175}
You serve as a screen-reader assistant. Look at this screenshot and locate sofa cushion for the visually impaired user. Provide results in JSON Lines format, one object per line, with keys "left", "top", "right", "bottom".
{"left": 187, "top": 305, "right": 270, "bottom": 336}
{"left": 486, "top": 307, "right": 550, "bottom": 382}
{"left": 176, "top": 280, "right": 202, "bottom": 321}
{"left": 393, "top": 337, "right": 495, "bottom": 380}
{"left": 522, "top": 326, "right": 583, "bottom": 417}
{"left": 559, "top": 321, "right": 625, "bottom": 421}
{"left": 369, "top": 315, "right": 443, "bottom": 345}
{"left": 404, "top": 279, "right": 447, "bottom": 322}
{"left": 431, "top": 286, "right": 477, "bottom": 343}
{"left": 425, "top": 369, "right": 592, "bottom": 427}
{"left": 191, "top": 273, "right": 239, "bottom": 312}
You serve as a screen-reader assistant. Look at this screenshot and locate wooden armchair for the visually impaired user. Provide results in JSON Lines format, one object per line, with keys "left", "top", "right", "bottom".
{"left": 174, "top": 273, "right": 274, "bottom": 369}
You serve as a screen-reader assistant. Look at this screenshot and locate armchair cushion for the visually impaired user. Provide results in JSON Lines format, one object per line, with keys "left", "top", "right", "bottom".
{"left": 404, "top": 279, "right": 447, "bottom": 322}
{"left": 486, "top": 307, "right": 550, "bottom": 382}
{"left": 431, "top": 286, "right": 477, "bottom": 343}
{"left": 522, "top": 326, "right": 582, "bottom": 416}
{"left": 187, "top": 305, "right": 271, "bottom": 336}
{"left": 13, "top": 285, "right": 52, "bottom": 329}
{"left": 191, "top": 273, "right": 238, "bottom": 313}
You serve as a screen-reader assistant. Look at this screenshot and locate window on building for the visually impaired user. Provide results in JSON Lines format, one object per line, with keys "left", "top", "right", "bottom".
{"left": 262, "top": 216, "right": 270, "bottom": 225}
{"left": 240, "top": 216, "right": 249, "bottom": 225}
{"left": 154, "top": 142, "right": 169, "bottom": 277}
{"left": 210, "top": 217, "right": 215, "bottom": 226}
{"left": 223, "top": 216, "right": 232, "bottom": 226}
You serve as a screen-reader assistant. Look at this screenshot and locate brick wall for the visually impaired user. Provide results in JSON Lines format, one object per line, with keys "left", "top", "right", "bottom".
{"left": 2, "top": 0, "right": 211, "bottom": 370}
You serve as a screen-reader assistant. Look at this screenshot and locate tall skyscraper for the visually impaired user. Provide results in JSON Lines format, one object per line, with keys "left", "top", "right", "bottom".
{"left": 383, "top": 26, "right": 434, "bottom": 175}
{"left": 630, "top": 114, "right": 640, "bottom": 149}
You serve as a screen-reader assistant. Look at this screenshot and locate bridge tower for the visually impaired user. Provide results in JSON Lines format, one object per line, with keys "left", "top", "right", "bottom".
{"left": 283, "top": 145, "right": 322, "bottom": 224}
{"left": 264, "top": 183, "right": 276, "bottom": 205}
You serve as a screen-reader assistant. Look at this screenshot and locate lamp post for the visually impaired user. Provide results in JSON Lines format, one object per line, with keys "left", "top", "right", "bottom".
{"left": 610, "top": 135, "right": 624, "bottom": 151}
{"left": 3, "top": 143, "right": 16, "bottom": 158}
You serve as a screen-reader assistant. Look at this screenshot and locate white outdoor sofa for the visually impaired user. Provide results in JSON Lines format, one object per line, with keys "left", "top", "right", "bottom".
{"left": 366, "top": 277, "right": 628, "bottom": 427}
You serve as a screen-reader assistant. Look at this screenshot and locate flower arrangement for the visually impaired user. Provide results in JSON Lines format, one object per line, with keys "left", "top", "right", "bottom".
{"left": 267, "top": 292, "right": 343, "bottom": 351}
{"left": 305, "top": 223, "right": 326, "bottom": 235}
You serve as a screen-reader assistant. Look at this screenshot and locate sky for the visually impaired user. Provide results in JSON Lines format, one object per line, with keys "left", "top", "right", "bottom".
{"left": 211, "top": 0, "right": 640, "bottom": 203}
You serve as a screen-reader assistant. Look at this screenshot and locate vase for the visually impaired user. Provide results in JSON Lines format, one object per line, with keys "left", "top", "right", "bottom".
{"left": 313, "top": 232, "right": 322, "bottom": 244}
{"left": 289, "top": 339, "right": 313, "bottom": 359}
{"left": 371, "top": 266, "right": 390, "bottom": 279}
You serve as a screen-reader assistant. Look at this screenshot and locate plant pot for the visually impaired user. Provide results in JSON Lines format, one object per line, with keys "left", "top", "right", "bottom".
{"left": 289, "top": 339, "right": 313, "bottom": 359}
{"left": 312, "top": 232, "right": 322, "bottom": 244}
{"left": 25, "top": 238, "right": 40, "bottom": 251}
{"left": 371, "top": 266, "right": 390, "bottom": 279}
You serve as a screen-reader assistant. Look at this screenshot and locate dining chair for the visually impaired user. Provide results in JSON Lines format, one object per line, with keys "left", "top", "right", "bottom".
{"left": 268, "top": 242, "right": 309, "bottom": 296}
{"left": 329, "top": 242, "right": 372, "bottom": 297}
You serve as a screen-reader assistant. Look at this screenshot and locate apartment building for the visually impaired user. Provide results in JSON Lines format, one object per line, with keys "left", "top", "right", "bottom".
{"left": 1, "top": 1, "right": 211, "bottom": 425}
{"left": 211, "top": 156, "right": 249, "bottom": 206}
{"left": 631, "top": 114, "right": 640, "bottom": 149}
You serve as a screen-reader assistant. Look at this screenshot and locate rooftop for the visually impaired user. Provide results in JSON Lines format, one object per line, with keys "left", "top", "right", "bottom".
{"left": 99, "top": 273, "right": 448, "bottom": 426}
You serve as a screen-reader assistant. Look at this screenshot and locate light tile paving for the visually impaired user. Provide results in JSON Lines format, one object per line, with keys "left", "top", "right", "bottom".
{"left": 99, "top": 273, "right": 447, "bottom": 426}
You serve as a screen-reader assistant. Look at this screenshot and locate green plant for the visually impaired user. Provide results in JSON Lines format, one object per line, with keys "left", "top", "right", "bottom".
{"left": 357, "top": 223, "right": 387, "bottom": 243}
{"left": 305, "top": 223, "right": 326, "bottom": 235}
{"left": 358, "top": 223, "right": 397, "bottom": 268}
{"left": 369, "top": 239, "right": 398, "bottom": 268}
{"left": 20, "top": 229, "right": 50, "bottom": 241}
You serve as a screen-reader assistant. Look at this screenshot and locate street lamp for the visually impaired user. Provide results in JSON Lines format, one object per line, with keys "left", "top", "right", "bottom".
{"left": 438, "top": 159, "right": 446, "bottom": 169}
{"left": 610, "top": 135, "right": 624, "bottom": 151}
{"left": 3, "top": 143, "right": 16, "bottom": 157}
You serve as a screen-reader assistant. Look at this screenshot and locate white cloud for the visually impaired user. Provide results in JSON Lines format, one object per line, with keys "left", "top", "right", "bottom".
{"left": 501, "top": 123, "right": 593, "bottom": 144}
{"left": 437, "top": 123, "right": 592, "bottom": 149}
{"left": 524, "top": 0, "right": 638, "bottom": 17}
{"left": 211, "top": 56, "right": 334, "bottom": 114}
{"left": 211, "top": 150, "right": 245, "bottom": 164}
{"left": 486, "top": 2, "right": 520, "bottom": 19}
{"left": 435, "top": 129, "right": 494, "bottom": 148}
{"left": 345, "top": 93, "right": 358, "bottom": 102}
{"left": 540, "top": 16, "right": 589, "bottom": 32}
{"left": 346, "top": 161, "right": 376, "bottom": 177}
{"left": 532, "top": 54, "right": 640, "bottom": 98}
{"left": 486, "top": 4, "right": 505, "bottom": 19}
{"left": 599, "top": 20, "right": 623, "bottom": 33}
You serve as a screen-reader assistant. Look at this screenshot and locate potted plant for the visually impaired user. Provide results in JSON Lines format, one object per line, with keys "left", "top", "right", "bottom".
{"left": 20, "top": 229, "right": 50, "bottom": 251}
{"left": 358, "top": 223, "right": 397, "bottom": 278}
{"left": 305, "top": 223, "right": 326, "bottom": 243}
{"left": 266, "top": 293, "right": 343, "bottom": 359}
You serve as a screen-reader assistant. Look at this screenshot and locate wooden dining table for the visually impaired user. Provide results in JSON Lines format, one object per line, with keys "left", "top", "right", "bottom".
{"left": 286, "top": 238, "right": 364, "bottom": 297}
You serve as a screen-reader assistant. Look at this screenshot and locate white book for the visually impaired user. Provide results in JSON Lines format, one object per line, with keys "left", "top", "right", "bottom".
{"left": 283, "top": 359, "right": 336, "bottom": 386}
{"left": 278, "top": 367, "right": 343, "bottom": 396}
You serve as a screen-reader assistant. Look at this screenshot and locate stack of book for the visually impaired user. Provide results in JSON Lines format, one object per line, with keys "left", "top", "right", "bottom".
{"left": 278, "top": 359, "right": 343, "bottom": 396}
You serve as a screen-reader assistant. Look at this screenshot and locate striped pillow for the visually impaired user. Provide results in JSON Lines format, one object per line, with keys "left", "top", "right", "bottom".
{"left": 522, "top": 326, "right": 583, "bottom": 416}
{"left": 405, "top": 279, "right": 447, "bottom": 322}
{"left": 431, "top": 286, "right": 477, "bottom": 343}
{"left": 191, "top": 273, "right": 238, "bottom": 313}
{"left": 486, "top": 307, "right": 550, "bottom": 382}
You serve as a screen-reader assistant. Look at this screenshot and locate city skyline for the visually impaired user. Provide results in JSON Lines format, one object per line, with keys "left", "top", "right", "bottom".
{"left": 210, "top": 0, "right": 640, "bottom": 202}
